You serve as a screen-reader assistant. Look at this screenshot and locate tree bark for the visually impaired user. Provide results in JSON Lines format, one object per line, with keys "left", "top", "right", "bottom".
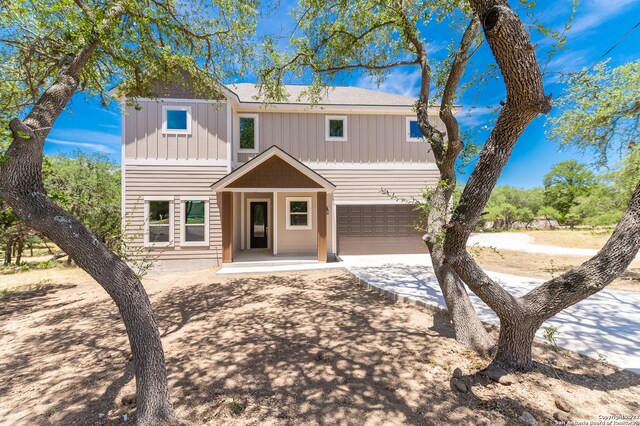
{"left": 438, "top": 0, "right": 640, "bottom": 371}
{"left": 426, "top": 185, "right": 494, "bottom": 355}
{"left": 15, "top": 239, "right": 24, "bottom": 265}
{"left": 0, "top": 4, "right": 178, "bottom": 423}
{"left": 410, "top": 16, "right": 495, "bottom": 354}
{"left": 4, "top": 239, "right": 12, "bottom": 265}
{"left": 491, "top": 315, "right": 541, "bottom": 370}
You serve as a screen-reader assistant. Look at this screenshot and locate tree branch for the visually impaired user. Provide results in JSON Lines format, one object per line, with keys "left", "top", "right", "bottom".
{"left": 444, "top": 0, "right": 552, "bottom": 258}
{"left": 521, "top": 180, "right": 640, "bottom": 315}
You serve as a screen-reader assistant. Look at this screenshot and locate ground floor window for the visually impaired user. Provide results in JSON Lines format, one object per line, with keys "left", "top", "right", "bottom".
{"left": 286, "top": 197, "right": 312, "bottom": 230}
{"left": 181, "top": 197, "right": 209, "bottom": 245}
{"left": 145, "top": 198, "right": 173, "bottom": 246}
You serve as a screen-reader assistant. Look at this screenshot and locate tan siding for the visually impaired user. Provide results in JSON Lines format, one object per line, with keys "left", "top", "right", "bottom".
{"left": 317, "top": 168, "right": 440, "bottom": 202}
{"left": 234, "top": 112, "right": 438, "bottom": 165}
{"left": 276, "top": 192, "right": 317, "bottom": 255}
{"left": 123, "top": 100, "right": 228, "bottom": 161}
{"left": 123, "top": 164, "right": 227, "bottom": 262}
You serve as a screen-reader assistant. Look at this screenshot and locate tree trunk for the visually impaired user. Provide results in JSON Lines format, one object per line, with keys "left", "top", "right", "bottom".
{"left": 431, "top": 250, "right": 494, "bottom": 354}
{"left": 2, "top": 185, "right": 177, "bottom": 424}
{"left": 66, "top": 255, "right": 73, "bottom": 267}
{"left": 4, "top": 240, "right": 12, "bottom": 265}
{"left": 1, "top": 28, "right": 178, "bottom": 420}
{"left": 15, "top": 240, "right": 24, "bottom": 265}
{"left": 490, "top": 316, "right": 542, "bottom": 371}
{"left": 426, "top": 185, "right": 494, "bottom": 355}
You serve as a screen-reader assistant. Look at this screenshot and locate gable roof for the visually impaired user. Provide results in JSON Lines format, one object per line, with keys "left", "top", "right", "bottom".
{"left": 211, "top": 146, "right": 336, "bottom": 191}
{"left": 225, "top": 83, "right": 418, "bottom": 107}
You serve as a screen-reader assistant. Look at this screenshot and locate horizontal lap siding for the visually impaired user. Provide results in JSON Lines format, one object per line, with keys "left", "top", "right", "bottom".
{"left": 123, "top": 164, "right": 227, "bottom": 262}
{"left": 317, "top": 169, "right": 440, "bottom": 202}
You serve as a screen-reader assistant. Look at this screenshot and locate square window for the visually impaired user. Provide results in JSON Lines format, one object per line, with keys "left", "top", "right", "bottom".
{"left": 406, "top": 117, "right": 424, "bottom": 142}
{"left": 167, "top": 110, "right": 188, "bottom": 130}
{"left": 325, "top": 116, "right": 347, "bottom": 141}
{"left": 162, "top": 106, "right": 191, "bottom": 134}
{"left": 147, "top": 201, "right": 171, "bottom": 244}
{"left": 329, "top": 119, "right": 344, "bottom": 138}
{"left": 286, "top": 197, "right": 312, "bottom": 230}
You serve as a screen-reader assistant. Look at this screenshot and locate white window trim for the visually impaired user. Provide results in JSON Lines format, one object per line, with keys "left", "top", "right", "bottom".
{"left": 162, "top": 106, "right": 192, "bottom": 135}
{"left": 143, "top": 196, "right": 174, "bottom": 247}
{"left": 180, "top": 196, "right": 210, "bottom": 247}
{"left": 406, "top": 117, "right": 424, "bottom": 142}
{"left": 237, "top": 113, "right": 259, "bottom": 153}
{"left": 325, "top": 115, "right": 348, "bottom": 142}
{"left": 286, "top": 196, "right": 312, "bottom": 230}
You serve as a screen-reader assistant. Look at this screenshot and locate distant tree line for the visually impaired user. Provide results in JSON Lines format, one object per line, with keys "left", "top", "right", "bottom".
{"left": 1, "top": 152, "right": 120, "bottom": 265}
{"left": 483, "top": 153, "right": 639, "bottom": 230}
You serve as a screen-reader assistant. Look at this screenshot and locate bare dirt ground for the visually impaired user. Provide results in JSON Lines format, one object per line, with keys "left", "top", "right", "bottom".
{"left": 522, "top": 229, "right": 613, "bottom": 250}
{"left": 1, "top": 267, "right": 639, "bottom": 425}
{"left": 471, "top": 246, "right": 640, "bottom": 291}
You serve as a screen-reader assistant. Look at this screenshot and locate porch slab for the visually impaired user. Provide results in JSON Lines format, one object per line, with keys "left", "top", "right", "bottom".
{"left": 217, "top": 260, "right": 343, "bottom": 275}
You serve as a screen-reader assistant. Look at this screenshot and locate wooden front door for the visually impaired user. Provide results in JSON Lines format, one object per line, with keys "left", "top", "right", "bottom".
{"left": 250, "top": 201, "right": 268, "bottom": 248}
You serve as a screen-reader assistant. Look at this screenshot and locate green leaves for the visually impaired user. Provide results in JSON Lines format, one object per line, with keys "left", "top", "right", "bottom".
{"left": 543, "top": 160, "right": 596, "bottom": 222}
{"left": 44, "top": 151, "right": 121, "bottom": 249}
{"left": 0, "top": 0, "right": 261, "bottom": 137}
{"left": 548, "top": 60, "right": 640, "bottom": 166}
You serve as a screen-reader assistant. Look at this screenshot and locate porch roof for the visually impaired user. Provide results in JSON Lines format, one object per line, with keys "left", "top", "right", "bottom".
{"left": 211, "top": 146, "right": 336, "bottom": 192}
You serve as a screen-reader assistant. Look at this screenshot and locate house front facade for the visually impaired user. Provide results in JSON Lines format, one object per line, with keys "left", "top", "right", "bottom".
{"left": 122, "top": 83, "right": 441, "bottom": 269}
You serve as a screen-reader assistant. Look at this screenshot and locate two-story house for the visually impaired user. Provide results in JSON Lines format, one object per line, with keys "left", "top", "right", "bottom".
{"left": 122, "top": 83, "right": 441, "bottom": 269}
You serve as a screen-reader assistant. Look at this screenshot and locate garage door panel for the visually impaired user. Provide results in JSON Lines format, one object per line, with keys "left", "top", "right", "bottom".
{"left": 337, "top": 204, "right": 427, "bottom": 255}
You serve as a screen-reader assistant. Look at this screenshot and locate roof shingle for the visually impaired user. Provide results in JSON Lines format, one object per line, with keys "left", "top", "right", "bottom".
{"left": 226, "top": 83, "right": 417, "bottom": 107}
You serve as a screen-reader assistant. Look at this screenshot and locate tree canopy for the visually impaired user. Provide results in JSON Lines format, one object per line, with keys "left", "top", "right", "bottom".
{"left": 548, "top": 60, "right": 640, "bottom": 166}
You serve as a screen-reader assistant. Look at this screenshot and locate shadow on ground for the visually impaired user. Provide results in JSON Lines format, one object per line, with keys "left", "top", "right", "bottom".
{"left": 1, "top": 270, "right": 639, "bottom": 425}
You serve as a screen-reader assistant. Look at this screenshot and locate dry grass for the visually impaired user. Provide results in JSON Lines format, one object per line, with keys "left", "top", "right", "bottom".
{"left": 521, "top": 229, "right": 613, "bottom": 250}
{"left": 470, "top": 246, "right": 640, "bottom": 291}
{"left": 1, "top": 267, "right": 640, "bottom": 425}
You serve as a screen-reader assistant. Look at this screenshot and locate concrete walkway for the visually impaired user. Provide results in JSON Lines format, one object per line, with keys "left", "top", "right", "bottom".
{"left": 341, "top": 254, "right": 640, "bottom": 374}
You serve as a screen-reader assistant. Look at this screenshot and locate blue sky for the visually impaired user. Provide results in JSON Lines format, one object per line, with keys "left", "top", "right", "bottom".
{"left": 44, "top": 0, "right": 640, "bottom": 188}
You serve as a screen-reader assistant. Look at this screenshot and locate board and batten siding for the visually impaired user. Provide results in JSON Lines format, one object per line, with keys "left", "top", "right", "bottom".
{"left": 124, "top": 100, "right": 228, "bottom": 161}
{"left": 236, "top": 112, "right": 441, "bottom": 165}
{"left": 123, "top": 164, "right": 226, "bottom": 262}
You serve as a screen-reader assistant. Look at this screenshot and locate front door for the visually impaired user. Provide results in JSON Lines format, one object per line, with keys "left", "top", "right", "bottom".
{"left": 250, "top": 201, "right": 268, "bottom": 248}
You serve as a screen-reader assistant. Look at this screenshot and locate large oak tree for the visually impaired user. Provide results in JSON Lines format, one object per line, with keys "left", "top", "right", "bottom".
{"left": 259, "top": 0, "right": 640, "bottom": 371}
{"left": 0, "top": 0, "right": 258, "bottom": 423}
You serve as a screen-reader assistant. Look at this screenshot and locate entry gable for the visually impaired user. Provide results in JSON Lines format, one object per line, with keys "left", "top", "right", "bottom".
{"left": 211, "top": 146, "right": 336, "bottom": 191}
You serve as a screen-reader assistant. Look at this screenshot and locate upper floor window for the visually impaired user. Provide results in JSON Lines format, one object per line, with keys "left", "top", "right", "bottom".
{"left": 145, "top": 197, "right": 173, "bottom": 247}
{"left": 238, "top": 113, "right": 259, "bottom": 152}
{"left": 325, "top": 115, "right": 347, "bottom": 142}
{"left": 406, "top": 117, "right": 423, "bottom": 142}
{"left": 181, "top": 197, "right": 209, "bottom": 246}
{"left": 162, "top": 106, "right": 191, "bottom": 135}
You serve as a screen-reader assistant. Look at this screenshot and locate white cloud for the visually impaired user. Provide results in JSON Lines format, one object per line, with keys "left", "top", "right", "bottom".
{"left": 569, "top": 0, "right": 640, "bottom": 36}
{"left": 45, "top": 127, "right": 120, "bottom": 155}
{"left": 355, "top": 67, "right": 422, "bottom": 97}
{"left": 46, "top": 139, "right": 115, "bottom": 154}
{"left": 47, "top": 128, "right": 121, "bottom": 146}
{"left": 456, "top": 106, "right": 498, "bottom": 127}
{"left": 544, "top": 49, "right": 589, "bottom": 76}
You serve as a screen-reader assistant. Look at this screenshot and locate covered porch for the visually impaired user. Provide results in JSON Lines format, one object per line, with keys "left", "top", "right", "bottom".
{"left": 211, "top": 146, "right": 336, "bottom": 264}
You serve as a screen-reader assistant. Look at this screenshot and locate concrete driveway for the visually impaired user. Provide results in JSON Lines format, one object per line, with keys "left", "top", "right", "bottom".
{"left": 341, "top": 254, "right": 640, "bottom": 374}
{"left": 468, "top": 232, "right": 640, "bottom": 259}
